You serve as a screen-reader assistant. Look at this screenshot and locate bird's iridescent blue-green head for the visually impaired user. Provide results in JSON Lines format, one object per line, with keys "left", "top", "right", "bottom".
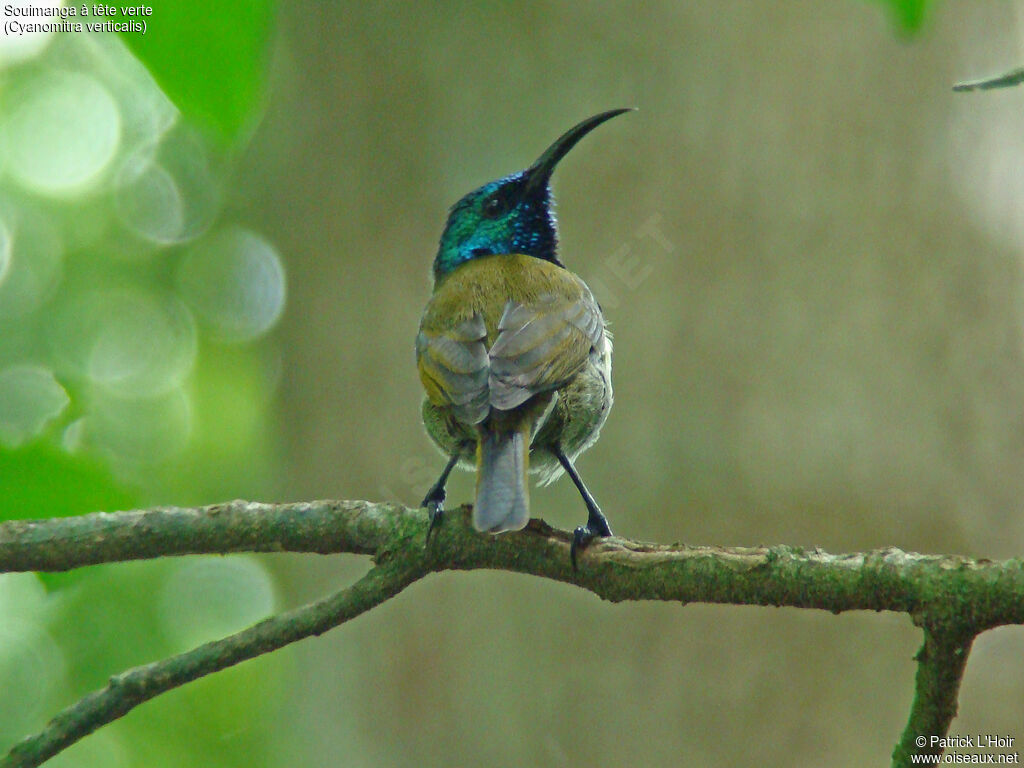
{"left": 432, "top": 108, "right": 633, "bottom": 282}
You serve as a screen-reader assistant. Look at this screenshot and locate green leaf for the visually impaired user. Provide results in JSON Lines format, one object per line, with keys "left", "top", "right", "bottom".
{"left": 114, "top": 0, "right": 274, "bottom": 144}
{"left": 869, "top": 0, "right": 933, "bottom": 35}
{"left": 0, "top": 444, "right": 139, "bottom": 521}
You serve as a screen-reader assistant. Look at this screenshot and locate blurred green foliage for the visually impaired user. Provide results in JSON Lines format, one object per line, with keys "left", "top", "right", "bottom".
{"left": 0, "top": 2, "right": 284, "bottom": 766}
{"left": 870, "top": 0, "right": 934, "bottom": 33}
{"left": 115, "top": 0, "right": 273, "bottom": 143}
{"left": 0, "top": 444, "right": 138, "bottom": 520}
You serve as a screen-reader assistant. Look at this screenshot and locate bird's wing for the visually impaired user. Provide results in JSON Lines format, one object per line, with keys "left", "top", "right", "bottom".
{"left": 417, "top": 285, "right": 605, "bottom": 422}
{"left": 416, "top": 313, "right": 490, "bottom": 424}
{"left": 487, "top": 290, "right": 605, "bottom": 411}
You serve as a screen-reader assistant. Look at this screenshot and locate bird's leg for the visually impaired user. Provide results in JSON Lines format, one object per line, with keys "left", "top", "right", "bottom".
{"left": 555, "top": 448, "right": 612, "bottom": 570}
{"left": 422, "top": 452, "right": 461, "bottom": 545}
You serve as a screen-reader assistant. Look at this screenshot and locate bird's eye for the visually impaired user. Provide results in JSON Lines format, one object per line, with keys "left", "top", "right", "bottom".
{"left": 482, "top": 194, "right": 506, "bottom": 218}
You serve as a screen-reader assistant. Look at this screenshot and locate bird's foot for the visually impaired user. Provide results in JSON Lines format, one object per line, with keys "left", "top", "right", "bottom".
{"left": 553, "top": 448, "right": 613, "bottom": 571}
{"left": 422, "top": 487, "right": 446, "bottom": 546}
{"left": 421, "top": 452, "right": 463, "bottom": 547}
{"left": 570, "top": 515, "right": 613, "bottom": 571}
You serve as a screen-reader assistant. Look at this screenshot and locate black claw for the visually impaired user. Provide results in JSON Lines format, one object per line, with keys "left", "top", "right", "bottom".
{"left": 423, "top": 492, "right": 445, "bottom": 547}
{"left": 425, "top": 506, "right": 443, "bottom": 546}
{"left": 422, "top": 453, "right": 461, "bottom": 547}
{"left": 570, "top": 526, "right": 589, "bottom": 571}
{"left": 570, "top": 522, "right": 612, "bottom": 571}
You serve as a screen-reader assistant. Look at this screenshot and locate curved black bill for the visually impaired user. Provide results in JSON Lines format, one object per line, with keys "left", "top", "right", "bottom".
{"left": 524, "top": 108, "right": 635, "bottom": 192}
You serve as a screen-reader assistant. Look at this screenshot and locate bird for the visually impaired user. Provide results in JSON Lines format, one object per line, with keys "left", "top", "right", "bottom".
{"left": 415, "top": 108, "right": 632, "bottom": 568}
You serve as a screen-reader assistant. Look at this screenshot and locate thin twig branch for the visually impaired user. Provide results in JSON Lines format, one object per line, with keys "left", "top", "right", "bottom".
{"left": 954, "top": 66, "right": 1024, "bottom": 91}
{"left": 1, "top": 500, "right": 1021, "bottom": 768}
{"left": 0, "top": 556, "right": 424, "bottom": 768}
{"left": 892, "top": 628, "right": 975, "bottom": 766}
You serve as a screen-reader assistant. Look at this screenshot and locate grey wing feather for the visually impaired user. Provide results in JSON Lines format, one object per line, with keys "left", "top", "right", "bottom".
{"left": 419, "top": 292, "right": 606, "bottom": 422}
{"left": 488, "top": 292, "right": 605, "bottom": 412}
{"left": 416, "top": 314, "right": 490, "bottom": 423}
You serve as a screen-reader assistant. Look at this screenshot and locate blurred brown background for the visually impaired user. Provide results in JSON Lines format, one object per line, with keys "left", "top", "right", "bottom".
{"left": 238, "top": 2, "right": 1024, "bottom": 765}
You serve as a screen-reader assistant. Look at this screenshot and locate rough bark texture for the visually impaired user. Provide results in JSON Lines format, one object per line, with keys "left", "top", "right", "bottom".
{"left": 0, "top": 500, "right": 1016, "bottom": 767}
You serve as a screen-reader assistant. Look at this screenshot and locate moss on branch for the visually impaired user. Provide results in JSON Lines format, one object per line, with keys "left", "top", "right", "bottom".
{"left": 1, "top": 500, "right": 1018, "bottom": 767}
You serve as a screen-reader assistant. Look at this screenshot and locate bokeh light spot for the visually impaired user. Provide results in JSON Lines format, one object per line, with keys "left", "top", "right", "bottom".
{"left": 77, "top": 386, "right": 192, "bottom": 465}
{"left": 0, "top": 218, "right": 11, "bottom": 286}
{"left": 0, "top": 208, "right": 63, "bottom": 320}
{"left": 113, "top": 125, "right": 221, "bottom": 245}
{"left": 88, "top": 294, "right": 196, "bottom": 396}
{"left": 112, "top": 153, "right": 186, "bottom": 244}
{"left": 0, "top": 579, "right": 64, "bottom": 741}
{"left": 50, "top": 289, "right": 197, "bottom": 397}
{"left": 177, "top": 226, "right": 286, "bottom": 341}
{"left": 4, "top": 71, "right": 122, "bottom": 195}
{"left": 0, "top": 1, "right": 61, "bottom": 67}
{"left": 0, "top": 574, "right": 63, "bottom": 739}
{"left": 0, "top": 572, "right": 51, "bottom": 622}
{"left": 159, "top": 557, "right": 276, "bottom": 649}
{"left": 0, "top": 364, "right": 69, "bottom": 447}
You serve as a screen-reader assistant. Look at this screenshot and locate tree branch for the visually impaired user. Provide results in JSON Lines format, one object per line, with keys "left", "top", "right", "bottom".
{"left": 4, "top": 501, "right": 1023, "bottom": 631}
{"left": 892, "top": 628, "right": 975, "bottom": 767}
{"left": 954, "top": 66, "right": 1024, "bottom": 91}
{"left": 1, "top": 500, "right": 1020, "bottom": 767}
{"left": 0, "top": 500, "right": 394, "bottom": 571}
{"left": 0, "top": 556, "right": 424, "bottom": 768}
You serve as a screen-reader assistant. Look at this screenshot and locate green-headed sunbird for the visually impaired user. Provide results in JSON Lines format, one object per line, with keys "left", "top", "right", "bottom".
{"left": 416, "top": 109, "right": 633, "bottom": 567}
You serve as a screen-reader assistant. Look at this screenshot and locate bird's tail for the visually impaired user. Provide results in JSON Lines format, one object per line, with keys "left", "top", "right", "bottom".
{"left": 473, "top": 424, "right": 530, "bottom": 533}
